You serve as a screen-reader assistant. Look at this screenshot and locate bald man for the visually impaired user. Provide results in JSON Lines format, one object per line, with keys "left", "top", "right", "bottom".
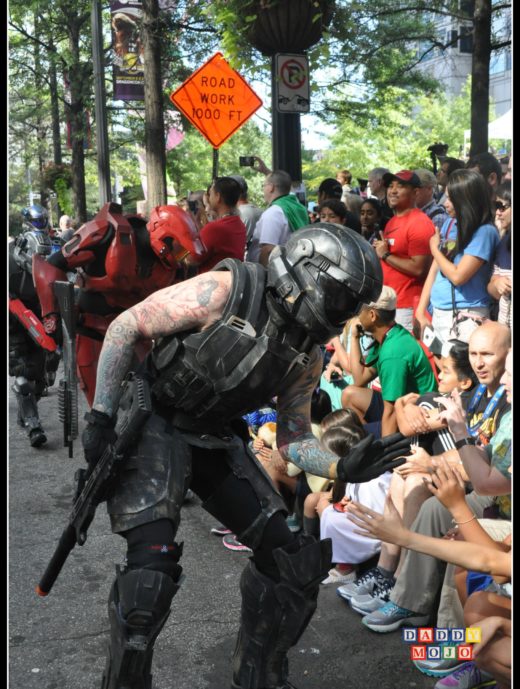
{"left": 356, "top": 321, "right": 511, "bottom": 635}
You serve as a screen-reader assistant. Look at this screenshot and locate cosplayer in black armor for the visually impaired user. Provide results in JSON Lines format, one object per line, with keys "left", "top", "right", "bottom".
{"left": 81, "top": 223, "right": 408, "bottom": 689}
{"left": 9, "top": 205, "right": 60, "bottom": 447}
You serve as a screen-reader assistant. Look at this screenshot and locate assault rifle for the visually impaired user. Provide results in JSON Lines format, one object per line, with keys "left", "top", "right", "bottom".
{"left": 54, "top": 281, "right": 78, "bottom": 458}
{"left": 36, "top": 375, "right": 152, "bottom": 597}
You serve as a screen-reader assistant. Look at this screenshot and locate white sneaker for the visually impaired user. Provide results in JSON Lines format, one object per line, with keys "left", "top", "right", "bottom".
{"left": 321, "top": 567, "right": 357, "bottom": 585}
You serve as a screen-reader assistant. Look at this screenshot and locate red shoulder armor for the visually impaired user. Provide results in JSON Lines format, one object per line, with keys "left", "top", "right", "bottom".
{"left": 32, "top": 253, "right": 68, "bottom": 316}
{"left": 62, "top": 202, "right": 124, "bottom": 260}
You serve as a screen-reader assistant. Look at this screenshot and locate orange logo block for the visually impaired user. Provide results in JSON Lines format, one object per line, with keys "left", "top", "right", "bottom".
{"left": 170, "top": 52, "right": 263, "bottom": 149}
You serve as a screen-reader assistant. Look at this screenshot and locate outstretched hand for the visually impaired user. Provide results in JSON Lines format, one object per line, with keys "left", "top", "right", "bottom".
{"left": 346, "top": 495, "right": 409, "bottom": 546}
{"left": 424, "top": 455, "right": 467, "bottom": 512}
{"left": 336, "top": 432, "right": 411, "bottom": 483}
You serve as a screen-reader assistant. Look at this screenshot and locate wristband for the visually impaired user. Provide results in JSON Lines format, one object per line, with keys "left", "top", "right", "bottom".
{"left": 454, "top": 436, "right": 476, "bottom": 449}
{"left": 381, "top": 251, "right": 391, "bottom": 261}
{"left": 452, "top": 514, "right": 477, "bottom": 526}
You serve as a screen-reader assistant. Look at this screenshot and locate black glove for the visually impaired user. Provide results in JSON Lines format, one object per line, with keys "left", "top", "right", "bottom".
{"left": 336, "top": 432, "right": 411, "bottom": 483}
{"left": 82, "top": 409, "right": 117, "bottom": 469}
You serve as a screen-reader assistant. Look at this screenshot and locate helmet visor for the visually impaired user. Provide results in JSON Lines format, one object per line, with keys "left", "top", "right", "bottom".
{"left": 31, "top": 217, "right": 48, "bottom": 229}
{"left": 319, "top": 273, "right": 363, "bottom": 327}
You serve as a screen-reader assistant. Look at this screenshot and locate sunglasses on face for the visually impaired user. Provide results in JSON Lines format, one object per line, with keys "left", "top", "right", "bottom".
{"left": 495, "top": 201, "right": 510, "bottom": 212}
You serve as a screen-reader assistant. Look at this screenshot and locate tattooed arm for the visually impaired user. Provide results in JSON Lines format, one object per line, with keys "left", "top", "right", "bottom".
{"left": 92, "top": 271, "right": 231, "bottom": 416}
{"left": 277, "top": 348, "right": 339, "bottom": 480}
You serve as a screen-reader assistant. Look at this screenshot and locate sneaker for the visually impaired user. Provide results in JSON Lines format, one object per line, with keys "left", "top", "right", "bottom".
{"left": 286, "top": 513, "right": 302, "bottom": 533}
{"left": 222, "top": 534, "right": 252, "bottom": 553}
{"left": 336, "top": 566, "right": 385, "bottom": 602}
{"left": 321, "top": 567, "right": 357, "bottom": 585}
{"left": 433, "top": 661, "right": 496, "bottom": 688}
{"left": 414, "top": 649, "right": 468, "bottom": 678}
{"left": 349, "top": 575, "right": 395, "bottom": 615}
{"left": 210, "top": 523, "right": 233, "bottom": 536}
{"left": 361, "top": 601, "right": 429, "bottom": 633}
{"left": 29, "top": 427, "right": 47, "bottom": 448}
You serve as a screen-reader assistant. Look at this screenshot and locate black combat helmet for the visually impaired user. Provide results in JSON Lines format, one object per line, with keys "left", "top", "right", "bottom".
{"left": 267, "top": 222, "right": 383, "bottom": 344}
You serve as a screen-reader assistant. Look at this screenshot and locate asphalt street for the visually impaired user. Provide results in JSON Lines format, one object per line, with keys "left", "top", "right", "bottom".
{"left": 8, "top": 372, "right": 437, "bottom": 689}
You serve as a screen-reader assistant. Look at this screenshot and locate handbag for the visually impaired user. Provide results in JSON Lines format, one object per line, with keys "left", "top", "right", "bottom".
{"left": 448, "top": 283, "right": 488, "bottom": 342}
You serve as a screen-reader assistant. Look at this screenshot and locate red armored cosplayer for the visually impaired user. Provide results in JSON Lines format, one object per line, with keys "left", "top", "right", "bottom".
{"left": 33, "top": 202, "right": 202, "bottom": 405}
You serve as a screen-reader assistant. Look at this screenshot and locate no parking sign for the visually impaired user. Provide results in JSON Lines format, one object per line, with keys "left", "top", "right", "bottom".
{"left": 275, "top": 54, "right": 310, "bottom": 113}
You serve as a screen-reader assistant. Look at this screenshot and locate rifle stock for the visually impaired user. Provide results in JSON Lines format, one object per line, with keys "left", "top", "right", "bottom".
{"left": 36, "top": 376, "right": 152, "bottom": 597}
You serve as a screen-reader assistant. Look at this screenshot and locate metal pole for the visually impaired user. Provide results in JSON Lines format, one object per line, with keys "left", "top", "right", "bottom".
{"left": 91, "top": 0, "right": 112, "bottom": 206}
{"left": 212, "top": 148, "right": 219, "bottom": 180}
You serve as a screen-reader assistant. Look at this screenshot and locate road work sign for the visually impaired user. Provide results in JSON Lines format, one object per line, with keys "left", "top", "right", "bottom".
{"left": 170, "top": 52, "right": 263, "bottom": 149}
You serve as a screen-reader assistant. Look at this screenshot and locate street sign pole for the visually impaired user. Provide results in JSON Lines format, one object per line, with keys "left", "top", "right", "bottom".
{"left": 212, "top": 148, "right": 219, "bottom": 180}
{"left": 271, "top": 56, "right": 302, "bottom": 183}
{"left": 91, "top": 0, "right": 112, "bottom": 207}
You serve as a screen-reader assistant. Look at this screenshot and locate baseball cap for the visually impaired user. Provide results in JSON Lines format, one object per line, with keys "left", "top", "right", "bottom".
{"left": 363, "top": 285, "right": 397, "bottom": 311}
{"left": 382, "top": 170, "right": 422, "bottom": 188}
{"left": 229, "top": 174, "right": 248, "bottom": 194}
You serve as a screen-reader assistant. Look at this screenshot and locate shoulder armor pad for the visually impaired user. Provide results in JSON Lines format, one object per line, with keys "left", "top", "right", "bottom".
{"left": 62, "top": 202, "right": 132, "bottom": 259}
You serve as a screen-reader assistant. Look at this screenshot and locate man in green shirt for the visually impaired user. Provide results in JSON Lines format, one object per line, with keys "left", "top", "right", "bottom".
{"left": 342, "top": 285, "right": 437, "bottom": 437}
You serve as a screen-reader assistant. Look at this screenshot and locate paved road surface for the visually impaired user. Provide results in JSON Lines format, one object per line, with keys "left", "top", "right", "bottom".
{"left": 9, "top": 373, "right": 436, "bottom": 688}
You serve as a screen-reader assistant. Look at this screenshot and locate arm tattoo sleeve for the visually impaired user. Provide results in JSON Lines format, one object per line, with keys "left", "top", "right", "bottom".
{"left": 92, "top": 272, "right": 229, "bottom": 416}
{"left": 92, "top": 311, "right": 140, "bottom": 416}
{"left": 276, "top": 348, "right": 338, "bottom": 480}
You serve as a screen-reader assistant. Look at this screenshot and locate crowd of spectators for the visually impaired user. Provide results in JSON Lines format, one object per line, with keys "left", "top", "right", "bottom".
{"left": 209, "top": 149, "right": 511, "bottom": 689}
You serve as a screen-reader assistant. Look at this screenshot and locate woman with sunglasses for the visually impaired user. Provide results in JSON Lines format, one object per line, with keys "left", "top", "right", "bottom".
{"left": 488, "top": 181, "right": 511, "bottom": 327}
{"left": 414, "top": 169, "right": 500, "bottom": 343}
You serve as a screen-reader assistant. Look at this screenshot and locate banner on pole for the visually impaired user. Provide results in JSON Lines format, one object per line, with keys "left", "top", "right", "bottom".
{"left": 111, "top": 1, "right": 145, "bottom": 101}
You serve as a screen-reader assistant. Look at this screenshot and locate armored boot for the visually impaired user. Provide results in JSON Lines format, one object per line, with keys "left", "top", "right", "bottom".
{"left": 101, "top": 567, "right": 180, "bottom": 689}
{"left": 232, "top": 534, "right": 332, "bottom": 689}
{"left": 12, "top": 377, "right": 47, "bottom": 447}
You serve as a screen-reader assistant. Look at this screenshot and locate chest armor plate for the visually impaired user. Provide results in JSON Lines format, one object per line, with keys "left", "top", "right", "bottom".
{"left": 80, "top": 230, "right": 175, "bottom": 309}
{"left": 150, "top": 259, "right": 316, "bottom": 424}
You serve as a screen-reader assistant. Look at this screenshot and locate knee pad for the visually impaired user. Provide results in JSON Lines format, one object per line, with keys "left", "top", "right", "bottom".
{"left": 12, "top": 377, "right": 34, "bottom": 396}
{"left": 115, "top": 567, "right": 179, "bottom": 630}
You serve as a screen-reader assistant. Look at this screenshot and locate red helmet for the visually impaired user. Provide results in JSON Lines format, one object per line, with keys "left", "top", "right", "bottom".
{"left": 147, "top": 205, "right": 201, "bottom": 268}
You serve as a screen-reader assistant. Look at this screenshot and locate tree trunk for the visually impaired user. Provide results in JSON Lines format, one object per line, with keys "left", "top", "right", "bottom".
{"left": 142, "top": 0, "right": 167, "bottom": 213}
{"left": 33, "top": 12, "right": 47, "bottom": 207}
{"left": 68, "top": 19, "right": 88, "bottom": 222}
{"left": 48, "top": 43, "right": 63, "bottom": 166}
{"left": 470, "top": 0, "right": 492, "bottom": 157}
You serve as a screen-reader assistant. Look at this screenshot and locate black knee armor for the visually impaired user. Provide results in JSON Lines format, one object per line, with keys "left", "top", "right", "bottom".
{"left": 232, "top": 534, "right": 332, "bottom": 689}
{"left": 101, "top": 567, "right": 180, "bottom": 689}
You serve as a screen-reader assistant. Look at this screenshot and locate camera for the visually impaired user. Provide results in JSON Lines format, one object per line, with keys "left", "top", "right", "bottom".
{"left": 427, "top": 142, "right": 449, "bottom": 157}
{"left": 330, "top": 371, "right": 341, "bottom": 381}
{"left": 356, "top": 324, "right": 364, "bottom": 337}
{"left": 239, "top": 156, "right": 255, "bottom": 167}
{"left": 188, "top": 200, "right": 198, "bottom": 214}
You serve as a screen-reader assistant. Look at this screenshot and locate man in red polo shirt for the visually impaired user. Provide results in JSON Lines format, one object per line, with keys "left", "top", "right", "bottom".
{"left": 185, "top": 176, "right": 247, "bottom": 273}
{"left": 372, "top": 170, "right": 435, "bottom": 331}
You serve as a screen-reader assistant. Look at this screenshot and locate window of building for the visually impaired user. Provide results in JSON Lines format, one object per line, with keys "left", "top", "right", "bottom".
{"left": 459, "top": 26, "right": 473, "bottom": 53}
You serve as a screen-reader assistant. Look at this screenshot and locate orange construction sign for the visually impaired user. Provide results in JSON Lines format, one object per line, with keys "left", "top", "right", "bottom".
{"left": 169, "top": 52, "right": 263, "bottom": 149}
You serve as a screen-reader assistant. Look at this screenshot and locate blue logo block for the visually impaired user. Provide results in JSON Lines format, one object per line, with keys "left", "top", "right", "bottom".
{"left": 402, "top": 628, "right": 417, "bottom": 642}
{"left": 435, "top": 628, "right": 449, "bottom": 642}
{"left": 450, "top": 628, "right": 465, "bottom": 643}
{"left": 427, "top": 645, "right": 441, "bottom": 660}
